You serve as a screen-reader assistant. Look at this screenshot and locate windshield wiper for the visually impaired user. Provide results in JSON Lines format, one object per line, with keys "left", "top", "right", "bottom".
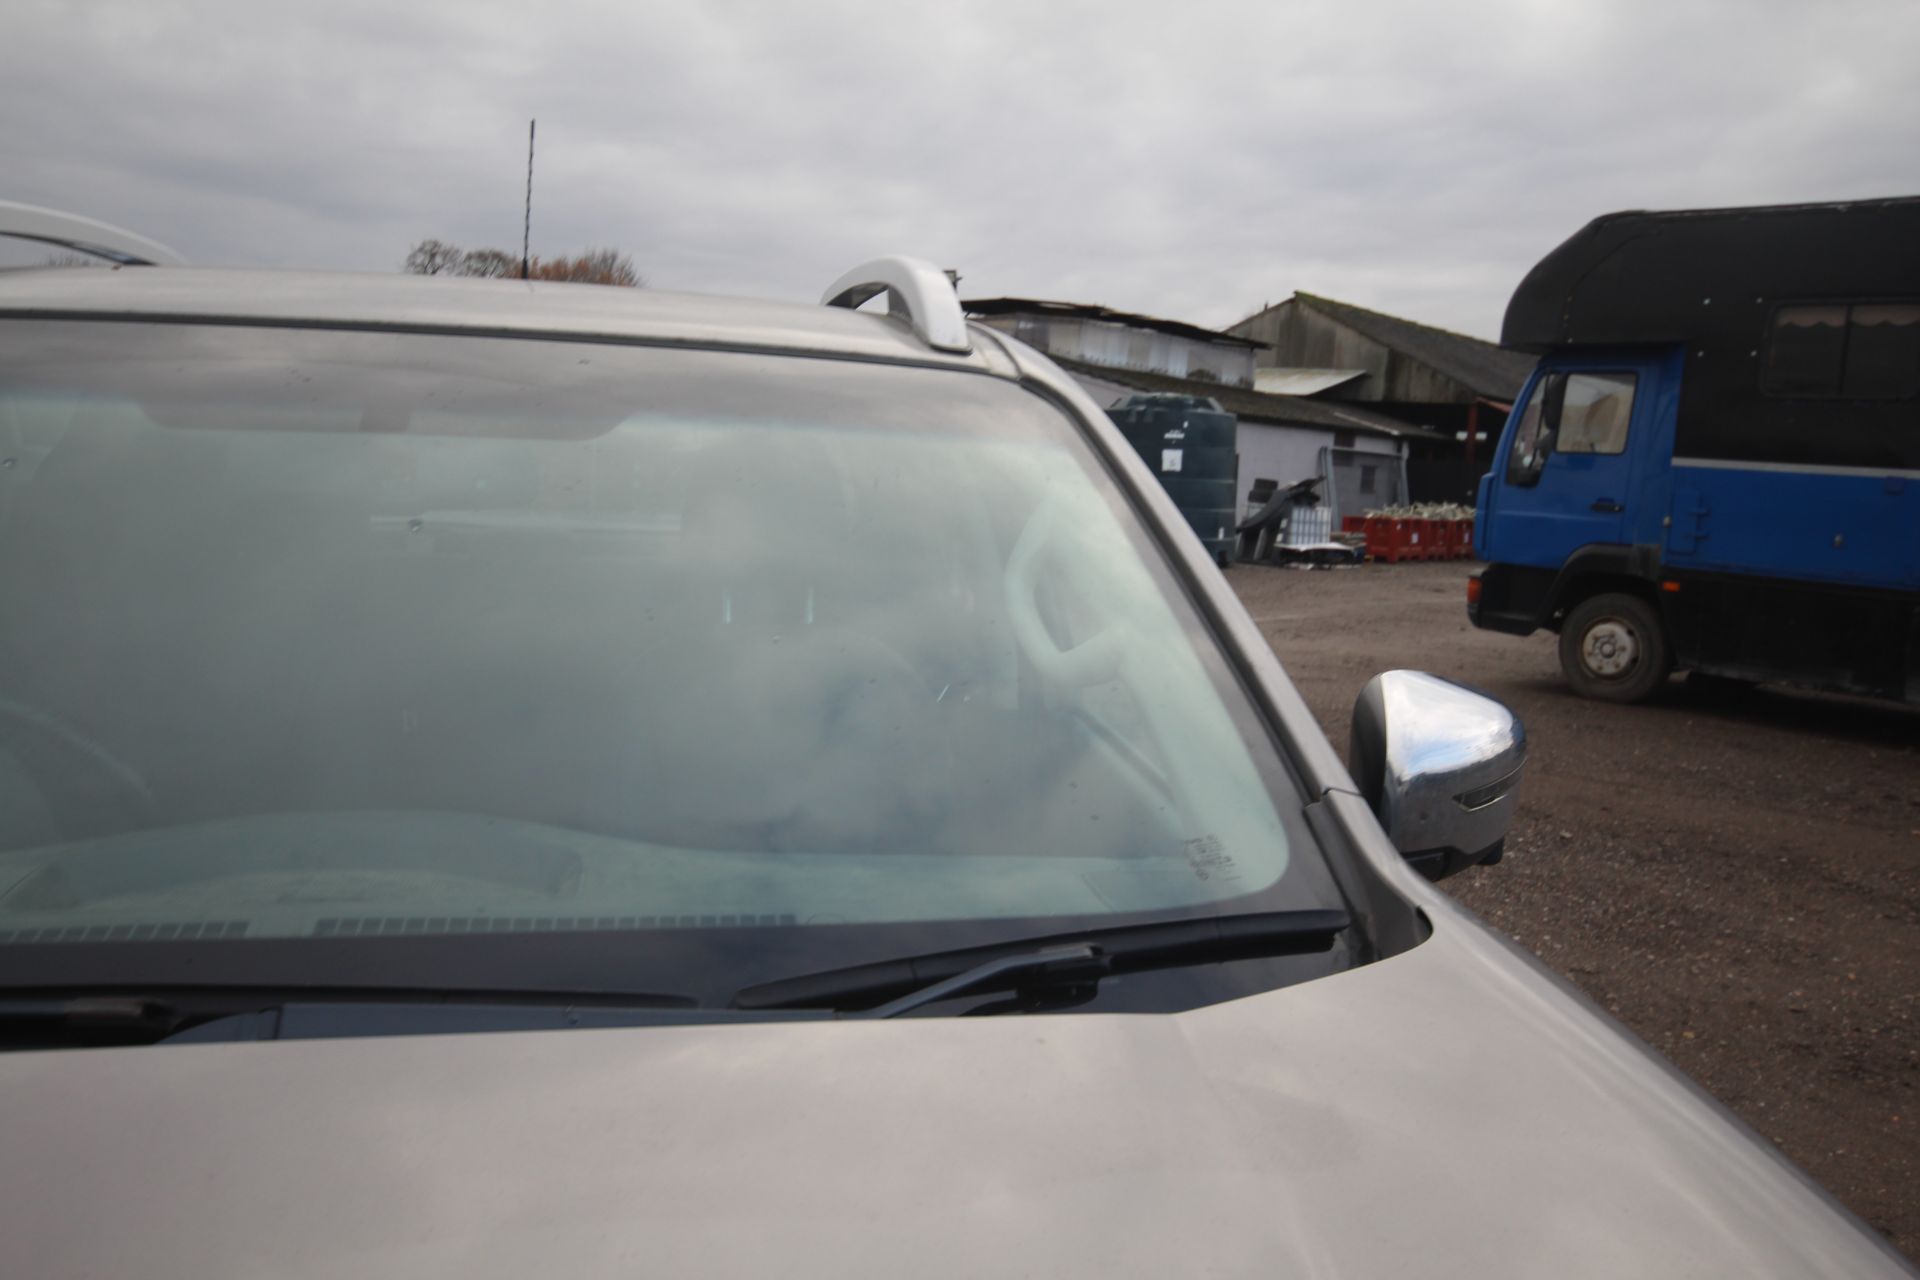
{"left": 730, "top": 908, "right": 1351, "bottom": 1017}
{"left": 0, "top": 984, "right": 708, "bottom": 1049}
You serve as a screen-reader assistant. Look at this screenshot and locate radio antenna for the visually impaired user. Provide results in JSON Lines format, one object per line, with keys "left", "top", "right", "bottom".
{"left": 522, "top": 118, "right": 536, "bottom": 280}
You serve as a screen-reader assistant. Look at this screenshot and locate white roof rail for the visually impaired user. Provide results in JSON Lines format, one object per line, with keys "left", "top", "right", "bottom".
{"left": 0, "top": 200, "right": 188, "bottom": 266}
{"left": 821, "top": 256, "right": 970, "bottom": 354}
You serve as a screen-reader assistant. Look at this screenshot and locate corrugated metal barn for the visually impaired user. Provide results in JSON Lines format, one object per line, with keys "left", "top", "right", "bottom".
{"left": 1228, "top": 293, "right": 1539, "bottom": 502}
{"left": 964, "top": 291, "right": 1475, "bottom": 515}
{"left": 964, "top": 297, "right": 1264, "bottom": 388}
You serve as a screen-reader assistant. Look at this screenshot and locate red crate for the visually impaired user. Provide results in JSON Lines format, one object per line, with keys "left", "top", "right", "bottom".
{"left": 1407, "top": 519, "right": 1430, "bottom": 562}
{"left": 1341, "top": 515, "right": 1367, "bottom": 535}
{"left": 1364, "top": 515, "right": 1416, "bottom": 563}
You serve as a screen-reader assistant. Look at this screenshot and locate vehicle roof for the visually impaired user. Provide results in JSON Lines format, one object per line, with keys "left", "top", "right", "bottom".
{"left": 0, "top": 266, "right": 1016, "bottom": 373}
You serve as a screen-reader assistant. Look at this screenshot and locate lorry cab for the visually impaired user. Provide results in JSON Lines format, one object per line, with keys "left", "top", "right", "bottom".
{"left": 1477, "top": 348, "right": 1682, "bottom": 571}
{"left": 1471, "top": 197, "right": 1920, "bottom": 705}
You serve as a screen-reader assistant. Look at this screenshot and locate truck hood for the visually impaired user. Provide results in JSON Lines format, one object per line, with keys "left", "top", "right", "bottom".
{"left": 1, "top": 915, "right": 1909, "bottom": 1279}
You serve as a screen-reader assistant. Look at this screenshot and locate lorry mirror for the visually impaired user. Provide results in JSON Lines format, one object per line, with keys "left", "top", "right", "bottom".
{"left": 1349, "top": 671, "right": 1527, "bottom": 881}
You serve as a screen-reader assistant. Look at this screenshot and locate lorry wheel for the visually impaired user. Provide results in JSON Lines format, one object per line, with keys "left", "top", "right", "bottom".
{"left": 1559, "top": 593, "right": 1671, "bottom": 703}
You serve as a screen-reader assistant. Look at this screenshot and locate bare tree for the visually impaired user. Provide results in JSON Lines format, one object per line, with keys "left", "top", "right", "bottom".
{"left": 529, "top": 248, "right": 644, "bottom": 287}
{"left": 403, "top": 239, "right": 644, "bottom": 287}
{"left": 457, "top": 247, "right": 520, "bottom": 279}
{"left": 403, "top": 239, "right": 466, "bottom": 275}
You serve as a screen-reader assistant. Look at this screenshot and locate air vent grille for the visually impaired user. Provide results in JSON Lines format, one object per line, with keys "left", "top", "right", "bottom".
{"left": 313, "top": 914, "right": 799, "bottom": 937}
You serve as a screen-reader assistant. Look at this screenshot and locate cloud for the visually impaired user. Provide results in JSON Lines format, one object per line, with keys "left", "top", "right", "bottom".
{"left": 3, "top": 0, "right": 1916, "bottom": 336}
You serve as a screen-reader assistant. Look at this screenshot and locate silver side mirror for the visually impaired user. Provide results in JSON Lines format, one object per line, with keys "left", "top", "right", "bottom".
{"left": 1349, "top": 670, "right": 1527, "bottom": 881}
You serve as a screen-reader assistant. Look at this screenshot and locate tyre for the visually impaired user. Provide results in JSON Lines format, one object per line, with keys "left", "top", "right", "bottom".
{"left": 1558, "top": 592, "right": 1671, "bottom": 703}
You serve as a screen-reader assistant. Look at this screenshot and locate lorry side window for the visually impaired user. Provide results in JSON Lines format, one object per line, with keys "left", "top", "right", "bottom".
{"left": 1765, "top": 305, "right": 1847, "bottom": 395}
{"left": 1505, "top": 371, "right": 1636, "bottom": 485}
{"left": 1765, "top": 302, "right": 1920, "bottom": 398}
{"left": 1555, "top": 373, "right": 1637, "bottom": 455}
{"left": 1504, "top": 377, "right": 1552, "bottom": 486}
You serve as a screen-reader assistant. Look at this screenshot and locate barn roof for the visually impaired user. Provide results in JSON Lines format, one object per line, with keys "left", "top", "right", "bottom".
{"left": 1234, "top": 293, "right": 1536, "bottom": 401}
{"left": 963, "top": 297, "right": 1265, "bottom": 350}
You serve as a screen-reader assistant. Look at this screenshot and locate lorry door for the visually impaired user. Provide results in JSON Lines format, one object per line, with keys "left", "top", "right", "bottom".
{"left": 1480, "top": 361, "right": 1660, "bottom": 570}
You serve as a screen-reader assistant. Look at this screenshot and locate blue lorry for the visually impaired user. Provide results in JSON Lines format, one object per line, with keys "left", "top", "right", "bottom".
{"left": 1470, "top": 196, "right": 1918, "bottom": 705}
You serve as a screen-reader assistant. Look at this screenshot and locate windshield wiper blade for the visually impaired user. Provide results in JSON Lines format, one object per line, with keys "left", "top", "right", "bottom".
{"left": 856, "top": 944, "right": 1105, "bottom": 1019}
{"left": 730, "top": 908, "right": 1351, "bottom": 1017}
{"left": 0, "top": 985, "right": 703, "bottom": 1048}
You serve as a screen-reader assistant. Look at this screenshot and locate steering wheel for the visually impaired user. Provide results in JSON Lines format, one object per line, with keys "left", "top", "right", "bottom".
{"left": 677, "top": 621, "right": 957, "bottom": 854}
{"left": 0, "top": 696, "right": 153, "bottom": 834}
{"left": 1004, "top": 497, "right": 1127, "bottom": 687}
{"left": 1002, "top": 498, "right": 1198, "bottom": 839}
{"left": 803, "top": 628, "right": 957, "bottom": 838}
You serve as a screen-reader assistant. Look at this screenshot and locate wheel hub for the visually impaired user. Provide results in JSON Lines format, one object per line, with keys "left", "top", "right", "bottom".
{"left": 1582, "top": 619, "right": 1639, "bottom": 678}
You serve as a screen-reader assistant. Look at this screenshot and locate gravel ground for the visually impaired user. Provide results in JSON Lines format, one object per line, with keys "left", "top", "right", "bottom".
{"left": 1227, "top": 558, "right": 1920, "bottom": 1259}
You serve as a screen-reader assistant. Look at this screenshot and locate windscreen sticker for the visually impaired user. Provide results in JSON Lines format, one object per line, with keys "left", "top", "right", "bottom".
{"left": 1182, "top": 834, "right": 1241, "bottom": 887}
{"left": 1161, "top": 448, "right": 1183, "bottom": 473}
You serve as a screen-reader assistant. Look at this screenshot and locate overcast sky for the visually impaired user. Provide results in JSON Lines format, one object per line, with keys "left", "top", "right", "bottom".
{"left": 5, "top": 0, "right": 1917, "bottom": 338}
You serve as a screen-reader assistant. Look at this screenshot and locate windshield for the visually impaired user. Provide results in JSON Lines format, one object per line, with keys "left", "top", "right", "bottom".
{"left": 0, "top": 320, "right": 1344, "bottom": 1004}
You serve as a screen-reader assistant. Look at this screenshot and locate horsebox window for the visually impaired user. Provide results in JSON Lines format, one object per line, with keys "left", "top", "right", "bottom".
{"left": 1765, "top": 302, "right": 1920, "bottom": 399}
{"left": 1844, "top": 304, "right": 1920, "bottom": 398}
